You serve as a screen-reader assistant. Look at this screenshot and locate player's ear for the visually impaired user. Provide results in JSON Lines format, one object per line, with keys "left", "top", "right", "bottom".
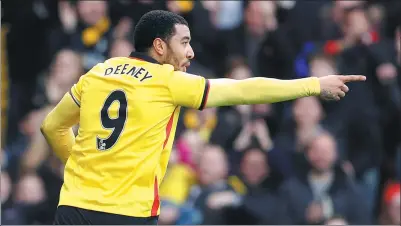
{"left": 153, "top": 38, "right": 166, "bottom": 56}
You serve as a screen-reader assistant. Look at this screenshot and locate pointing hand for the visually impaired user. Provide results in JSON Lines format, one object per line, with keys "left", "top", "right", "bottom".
{"left": 318, "top": 75, "right": 366, "bottom": 101}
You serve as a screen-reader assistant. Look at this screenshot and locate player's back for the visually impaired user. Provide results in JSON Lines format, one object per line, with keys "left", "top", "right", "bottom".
{"left": 60, "top": 54, "right": 186, "bottom": 217}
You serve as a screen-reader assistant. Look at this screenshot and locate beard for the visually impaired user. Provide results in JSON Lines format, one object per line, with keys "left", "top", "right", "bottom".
{"left": 163, "top": 44, "right": 182, "bottom": 71}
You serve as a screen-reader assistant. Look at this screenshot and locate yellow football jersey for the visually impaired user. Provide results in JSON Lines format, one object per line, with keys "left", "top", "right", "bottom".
{"left": 59, "top": 52, "right": 209, "bottom": 217}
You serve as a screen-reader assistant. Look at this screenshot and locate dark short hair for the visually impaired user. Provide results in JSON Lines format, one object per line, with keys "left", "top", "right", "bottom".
{"left": 133, "top": 10, "right": 189, "bottom": 52}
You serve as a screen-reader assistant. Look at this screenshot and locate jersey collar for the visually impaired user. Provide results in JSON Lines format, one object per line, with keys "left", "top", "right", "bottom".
{"left": 129, "top": 52, "right": 161, "bottom": 65}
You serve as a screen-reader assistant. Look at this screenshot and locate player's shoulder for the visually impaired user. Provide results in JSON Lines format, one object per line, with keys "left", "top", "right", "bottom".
{"left": 159, "top": 63, "right": 175, "bottom": 72}
{"left": 85, "top": 60, "right": 111, "bottom": 76}
{"left": 142, "top": 61, "right": 175, "bottom": 76}
{"left": 168, "top": 70, "right": 205, "bottom": 83}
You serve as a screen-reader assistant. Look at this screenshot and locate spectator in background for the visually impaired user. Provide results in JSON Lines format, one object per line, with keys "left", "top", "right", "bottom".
{"left": 245, "top": 1, "right": 284, "bottom": 77}
{"left": 35, "top": 49, "right": 83, "bottom": 107}
{"left": 19, "top": 107, "right": 53, "bottom": 173}
{"left": 208, "top": 0, "right": 245, "bottom": 75}
{"left": 367, "top": 26, "right": 401, "bottom": 184}
{"left": 231, "top": 105, "right": 273, "bottom": 153}
{"left": 109, "top": 38, "right": 134, "bottom": 58}
{"left": 1, "top": 173, "right": 47, "bottom": 224}
{"left": 305, "top": 53, "right": 381, "bottom": 182}
{"left": 72, "top": 0, "right": 113, "bottom": 71}
{"left": 3, "top": 0, "right": 60, "bottom": 146}
{"left": 185, "top": 145, "right": 240, "bottom": 225}
{"left": 279, "top": 132, "right": 370, "bottom": 224}
{"left": 317, "top": 6, "right": 385, "bottom": 214}
{"left": 309, "top": 53, "right": 337, "bottom": 80}
{"left": 274, "top": 96, "right": 325, "bottom": 178}
{"left": 50, "top": 1, "right": 116, "bottom": 72}
{"left": 188, "top": 1, "right": 245, "bottom": 76}
{"left": 228, "top": 147, "right": 285, "bottom": 224}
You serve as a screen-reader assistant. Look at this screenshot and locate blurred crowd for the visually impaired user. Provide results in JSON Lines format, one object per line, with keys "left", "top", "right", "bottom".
{"left": 1, "top": 0, "right": 401, "bottom": 225}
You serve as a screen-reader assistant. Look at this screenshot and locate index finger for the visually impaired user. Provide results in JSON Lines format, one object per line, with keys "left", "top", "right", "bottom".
{"left": 338, "top": 75, "right": 366, "bottom": 83}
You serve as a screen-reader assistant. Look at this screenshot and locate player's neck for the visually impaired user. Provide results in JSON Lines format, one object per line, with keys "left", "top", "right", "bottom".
{"left": 147, "top": 50, "right": 164, "bottom": 65}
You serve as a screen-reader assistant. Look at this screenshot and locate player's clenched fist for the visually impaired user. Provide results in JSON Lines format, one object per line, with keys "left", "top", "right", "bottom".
{"left": 318, "top": 75, "right": 366, "bottom": 101}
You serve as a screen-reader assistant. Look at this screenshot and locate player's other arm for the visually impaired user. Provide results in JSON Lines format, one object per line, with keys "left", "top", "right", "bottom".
{"left": 168, "top": 71, "right": 366, "bottom": 109}
{"left": 41, "top": 75, "right": 85, "bottom": 163}
{"left": 40, "top": 93, "right": 79, "bottom": 163}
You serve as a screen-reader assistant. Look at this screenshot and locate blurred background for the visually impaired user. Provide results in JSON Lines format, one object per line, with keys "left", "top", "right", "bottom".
{"left": 1, "top": 0, "right": 400, "bottom": 225}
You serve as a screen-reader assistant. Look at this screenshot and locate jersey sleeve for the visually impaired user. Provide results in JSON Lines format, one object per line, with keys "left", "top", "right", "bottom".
{"left": 69, "top": 75, "right": 86, "bottom": 107}
{"left": 167, "top": 71, "right": 210, "bottom": 110}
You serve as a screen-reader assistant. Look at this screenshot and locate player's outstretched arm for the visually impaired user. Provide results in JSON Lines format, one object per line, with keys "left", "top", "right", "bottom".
{"left": 204, "top": 75, "right": 366, "bottom": 108}
{"left": 40, "top": 93, "right": 80, "bottom": 163}
{"left": 167, "top": 71, "right": 365, "bottom": 109}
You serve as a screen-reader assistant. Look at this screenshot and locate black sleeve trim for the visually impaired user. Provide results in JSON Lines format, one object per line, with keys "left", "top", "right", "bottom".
{"left": 69, "top": 90, "right": 80, "bottom": 107}
{"left": 198, "top": 79, "right": 210, "bottom": 110}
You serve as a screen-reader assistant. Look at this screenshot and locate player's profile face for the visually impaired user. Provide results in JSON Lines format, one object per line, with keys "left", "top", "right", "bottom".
{"left": 165, "top": 24, "right": 194, "bottom": 72}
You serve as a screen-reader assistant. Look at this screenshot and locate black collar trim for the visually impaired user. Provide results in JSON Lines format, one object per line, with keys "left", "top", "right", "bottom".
{"left": 129, "top": 52, "right": 161, "bottom": 65}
